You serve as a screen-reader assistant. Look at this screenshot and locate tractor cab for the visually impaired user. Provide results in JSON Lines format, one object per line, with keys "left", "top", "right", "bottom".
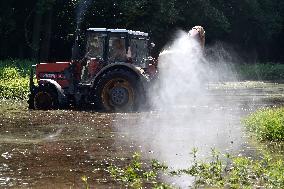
{"left": 81, "top": 28, "right": 151, "bottom": 82}
{"left": 128, "top": 30, "right": 149, "bottom": 67}
{"left": 85, "top": 28, "right": 149, "bottom": 63}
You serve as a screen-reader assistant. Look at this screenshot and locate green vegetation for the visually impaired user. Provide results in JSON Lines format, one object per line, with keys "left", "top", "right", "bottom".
{"left": 243, "top": 107, "right": 284, "bottom": 141}
{"left": 235, "top": 63, "right": 284, "bottom": 81}
{"left": 107, "top": 149, "right": 284, "bottom": 189}
{"left": 108, "top": 152, "right": 172, "bottom": 188}
{"left": 0, "top": 59, "right": 35, "bottom": 76}
{"left": 1, "top": 59, "right": 284, "bottom": 101}
{"left": 0, "top": 60, "right": 35, "bottom": 100}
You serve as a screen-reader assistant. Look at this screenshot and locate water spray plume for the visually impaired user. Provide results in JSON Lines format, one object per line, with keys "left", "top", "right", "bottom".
{"left": 155, "top": 29, "right": 208, "bottom": 110}
{"left": 76, "top": 0, "right": 92, "bottom": 28}
{"left": 115, "top": 26, "right": 243, "bottom": 187}
{"left": 72, "top": 0, "right": 92, "bottom": 60}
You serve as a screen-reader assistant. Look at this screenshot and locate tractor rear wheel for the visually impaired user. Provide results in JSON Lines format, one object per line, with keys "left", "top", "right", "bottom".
{"left": 94, "top": 68, "right": 142, "bottom": 112}
{"left": 33, "top": 87, "right": 58, "bottom": 110}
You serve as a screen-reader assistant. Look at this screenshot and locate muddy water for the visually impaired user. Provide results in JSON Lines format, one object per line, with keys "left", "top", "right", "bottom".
{"left": 0, "top": 107, "right": 127, "bottom": 188}
{"left": 0, "top": 82, "right": 284, "bottom": 188}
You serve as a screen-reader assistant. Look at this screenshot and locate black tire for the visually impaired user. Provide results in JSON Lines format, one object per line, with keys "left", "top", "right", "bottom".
{"left": 93, "top": 68, "right": 143, "bottom": 112}
{"left": 28, "top": 93, "right": 35, "bottom": 109}
{"left": 33, "top": 86, "right": 59, "bottom": 110}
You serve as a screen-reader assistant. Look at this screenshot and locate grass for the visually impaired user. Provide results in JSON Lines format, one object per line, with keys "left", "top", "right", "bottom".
{"left": 235, "top": 63, "right": 284, "bottom": 81}
{"left": 243, "top": 107, "right": 284, "bottom": 141}
{"left": 106, "top": 149, "right": 284, "bottom": 189}
{"left": 0, "top": 59, "right": 35, "bottom": 100}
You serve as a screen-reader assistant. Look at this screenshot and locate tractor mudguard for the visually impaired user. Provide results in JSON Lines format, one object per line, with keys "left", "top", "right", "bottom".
{"left": 91, "top": 63, "right": 150, "bottom": 89}
{"left": 38, "top": 79, "right": 67, "bottom": 106}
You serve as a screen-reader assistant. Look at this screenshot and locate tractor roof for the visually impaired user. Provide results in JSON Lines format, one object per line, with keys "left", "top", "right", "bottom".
{"left": 87, "top": 28, "right": 148, "bottom": 37}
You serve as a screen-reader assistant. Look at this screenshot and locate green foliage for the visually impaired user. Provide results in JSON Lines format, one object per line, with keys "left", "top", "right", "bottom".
{"left": 1, "top": 0, "right": 284, "bottom": 61}
{"left": 0, "top": 60, "right": 33, "bottom": 100}
{"left": 178, "top": 0, "right": 231, "bottom": 39}
{"left": 243, "top": 107, "right": 284, "bottom": 141}
{"left": 169, "top": 148, "right": 225, "bottom": 188}
{"left": 35, "top": 0, "right": 55, "bottom": 13}
{"left": 235, "top": 63, "right": 284, "bottom": 81}
{"left": 0, "top": 59, "right": 35, "bottom": 76}
{"left": 107, "top": 150, "right": 284, "bottom": 188}
{"left": 108, "top": 152, "right": 173, "bottom": 188}
{"left": 227, "top": 153, "right": 284, "bottom": 188}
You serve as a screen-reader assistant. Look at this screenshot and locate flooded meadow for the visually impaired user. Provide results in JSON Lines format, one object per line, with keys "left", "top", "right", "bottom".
{"left": 1, "top": 81, "right": 284, "bottom": 188}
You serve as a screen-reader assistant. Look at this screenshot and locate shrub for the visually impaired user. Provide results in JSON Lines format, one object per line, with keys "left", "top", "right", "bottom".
{"left": 0, "top": 67, "right": 30, "bottom": 100}
{"left": 0, "top": 59, "right": 35, "bottom": 100}
{"left": 0, "top": 59, "right": 35, "bottom": 76}
{"left": 243, "top": 107, "right": 284, "bottom": 141}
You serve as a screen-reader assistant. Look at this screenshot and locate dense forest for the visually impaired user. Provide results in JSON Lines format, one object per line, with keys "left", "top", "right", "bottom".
{"left": 1, "top": 0, "right": 284, "bottom": 62}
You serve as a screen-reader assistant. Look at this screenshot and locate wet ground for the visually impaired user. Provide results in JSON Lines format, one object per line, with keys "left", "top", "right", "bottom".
{"left": 0, "top": 81, "right": 284, "bottom": 188}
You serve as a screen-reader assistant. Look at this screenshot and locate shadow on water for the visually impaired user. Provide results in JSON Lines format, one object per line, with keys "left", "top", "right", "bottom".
{"left": 0, "top": 81, "right": 284, "bottom": 188}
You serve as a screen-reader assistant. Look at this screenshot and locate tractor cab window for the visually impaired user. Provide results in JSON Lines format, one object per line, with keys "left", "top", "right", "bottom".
{"left": 130, "top": 38, "right": 148, "bottom": 66}
{"left": 108, "top": 36, "right": 127, "bottom": 63}
{"left": 81, "top": 33, "right": 105, "bottom": 82}
{"left": 86, "top": 33, "right": 105, "bottom": 59}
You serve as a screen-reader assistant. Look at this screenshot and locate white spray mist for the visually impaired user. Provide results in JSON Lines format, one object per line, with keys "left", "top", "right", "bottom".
{"left": 115, "top": 30, "right": 246, "bottom": 188}
{"left": 75, "top": 0, "right": 92, "bottom": 28}
{"left": 153, "top": 31, "right": 210, "bottom": 109}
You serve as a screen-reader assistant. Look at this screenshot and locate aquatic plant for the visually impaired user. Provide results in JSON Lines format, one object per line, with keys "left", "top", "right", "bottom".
{"left": 107, "top": 152, "right": 173, "bottom": 188}
{"left": 106, "top": 150, "right": 284, "bottom": 188}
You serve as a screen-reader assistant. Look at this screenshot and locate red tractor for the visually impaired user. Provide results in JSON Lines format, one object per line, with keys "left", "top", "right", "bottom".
{"left": 28, "top": 28, "right": 157, "bottom": 112}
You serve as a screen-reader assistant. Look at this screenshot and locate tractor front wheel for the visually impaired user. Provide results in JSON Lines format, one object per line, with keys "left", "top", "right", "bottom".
{"left": 33, "top": 87, "right": 58, "bottom": 110}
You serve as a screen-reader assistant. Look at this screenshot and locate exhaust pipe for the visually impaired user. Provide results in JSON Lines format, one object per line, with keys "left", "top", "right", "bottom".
{"left": 72, "top": 28, "right": 81, "bottom": 61}
{"left": 29, "top": 65, "right": 36, "bottom": 91}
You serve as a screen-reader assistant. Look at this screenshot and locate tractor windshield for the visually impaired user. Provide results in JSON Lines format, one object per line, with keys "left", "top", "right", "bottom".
{"left": 108, "top": 36, "right": 127, "bottom": 63}
{"left": 86, "top": 33, "right": 105, "bottom": 59}
{"left": 130, "top": 38, "right": 148, "bottom": 66}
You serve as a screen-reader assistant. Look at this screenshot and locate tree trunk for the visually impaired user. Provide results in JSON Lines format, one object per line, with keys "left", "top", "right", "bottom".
{"left": 40, "top": 8, "right": 53, "bottom": 61}
{"left": 31, "top": 9, "right": 42, "bottom": 60}
{"left": 18, "top": 45, "right": 24, "bottom": 59}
